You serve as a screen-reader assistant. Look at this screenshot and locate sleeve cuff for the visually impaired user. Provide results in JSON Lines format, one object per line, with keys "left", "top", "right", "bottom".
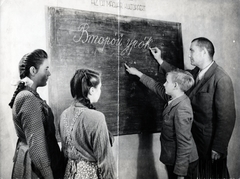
{"left": 39, "top": 166, "right": 54, "bottom": 178}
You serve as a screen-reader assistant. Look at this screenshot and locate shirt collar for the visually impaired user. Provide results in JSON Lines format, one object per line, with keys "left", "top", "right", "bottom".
{"left": 168, "top": 93, "right": 185, "bottom": 105}
{"left": 197, "top": 60, "right": 214, "bottom": 81}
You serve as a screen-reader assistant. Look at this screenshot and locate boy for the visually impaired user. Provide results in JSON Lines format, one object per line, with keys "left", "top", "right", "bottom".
{"left": 125, "top": 64, "right": 198, "bottom": 179}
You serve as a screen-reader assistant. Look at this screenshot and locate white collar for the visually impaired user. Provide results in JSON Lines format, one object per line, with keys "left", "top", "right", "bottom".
{"left": 197, "top": 61, "right": 214, "bottom": 81}
{"left": 168, "top": 94, "right": 184, "bottom": 105}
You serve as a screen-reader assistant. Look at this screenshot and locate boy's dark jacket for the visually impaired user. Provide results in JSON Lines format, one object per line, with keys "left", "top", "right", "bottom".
{"left": 140, "top": 75, "right": 198, "bottom": 176}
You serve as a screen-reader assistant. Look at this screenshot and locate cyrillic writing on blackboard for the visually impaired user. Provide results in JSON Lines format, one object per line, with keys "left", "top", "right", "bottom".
{"left": 73, "top": 23, "right": 153, "bottom": 56}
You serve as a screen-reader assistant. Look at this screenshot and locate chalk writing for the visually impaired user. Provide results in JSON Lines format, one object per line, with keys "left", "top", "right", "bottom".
{"left": 121, "top": 37, "right": 153, "bottom": 55}
{"left": 73, "top": 23, "right": 153, "bottom": 55}
{"left": 49, "top": 7, "right": 183, "bottom": 136}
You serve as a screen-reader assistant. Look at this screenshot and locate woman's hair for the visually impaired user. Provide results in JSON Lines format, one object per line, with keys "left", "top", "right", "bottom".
{"left": 19, "top": 49, "right": 48, "bottom": 79}
{"left": 70, "top": 69, "right": 101, "bottom": 109}
{"left": 9, "top": 49, "right": 48, "bottom": 108}
{"left": 167, "top": 69, "right": 195, "bottom": 92}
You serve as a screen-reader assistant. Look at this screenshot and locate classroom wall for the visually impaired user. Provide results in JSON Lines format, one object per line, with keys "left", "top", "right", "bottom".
{"left": 1, "top": 0, "right": 240, "bottom": 178}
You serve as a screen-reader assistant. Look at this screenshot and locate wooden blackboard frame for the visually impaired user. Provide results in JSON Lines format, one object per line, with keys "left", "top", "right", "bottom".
{"left": 47, "top": 7, "right": 183, "bottom": 136}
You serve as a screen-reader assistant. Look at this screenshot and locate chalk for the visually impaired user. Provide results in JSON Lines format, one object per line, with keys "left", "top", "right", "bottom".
{"left": 150, "top": 47, "right": 157, "bottom": 53}
{"left": 124, "top": 63, "right": 130, "bottom": 69}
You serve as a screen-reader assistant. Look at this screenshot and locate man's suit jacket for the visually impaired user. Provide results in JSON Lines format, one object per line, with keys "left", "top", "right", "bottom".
{"left": 161, "top": 61, "right": 236, "bottom": 159}
{"left": 140, "top": 75, "right": 198, "bottom": 176}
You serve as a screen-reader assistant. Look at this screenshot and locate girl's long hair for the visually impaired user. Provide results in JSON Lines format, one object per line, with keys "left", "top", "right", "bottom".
{"left": 70, "top": 69, "right": 101, "bottom": 109}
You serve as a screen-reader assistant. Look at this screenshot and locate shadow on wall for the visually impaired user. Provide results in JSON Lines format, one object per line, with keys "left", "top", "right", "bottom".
{"left": 137, "top": 133, "right": 158, "bottom": 179}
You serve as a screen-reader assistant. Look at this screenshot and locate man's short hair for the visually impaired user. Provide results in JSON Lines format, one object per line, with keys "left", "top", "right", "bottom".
{"left": 167, "top": 69, "right": 195, "bottom": 92}
{"left": 192, "top": 37, "right": 215, "bottom": 57}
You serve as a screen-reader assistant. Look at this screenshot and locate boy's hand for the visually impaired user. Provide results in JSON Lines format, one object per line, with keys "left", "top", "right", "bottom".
{"left": 149, "top": 47, "right": 163, "bottom": 65}
{"left": 125, "top": 64, "right": 143, "bottom": 78}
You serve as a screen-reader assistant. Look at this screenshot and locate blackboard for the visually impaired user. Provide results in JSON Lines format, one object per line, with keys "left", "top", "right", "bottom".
{"left": 47, "top": 7, "right": 183, "bottom": 136}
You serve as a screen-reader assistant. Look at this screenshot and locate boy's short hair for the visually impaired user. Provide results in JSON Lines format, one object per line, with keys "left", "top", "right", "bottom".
{"left": 167, "top": 69, "right": 195, "bottom": 92}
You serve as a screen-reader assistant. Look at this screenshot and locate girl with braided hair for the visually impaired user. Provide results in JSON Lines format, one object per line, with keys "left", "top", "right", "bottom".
{"left": 59, "top": 69, "right": 116, "bottom": 179}
{"left": 9, "top": 49, "right": 64, "bottom": 179}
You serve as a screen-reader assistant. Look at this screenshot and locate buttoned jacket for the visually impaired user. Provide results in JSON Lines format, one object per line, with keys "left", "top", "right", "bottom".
{"left": 140, "top": 75, "right": 198, "bottom": 176}
{"left": 161, "top": 61, "right": 236, "bottom": 159}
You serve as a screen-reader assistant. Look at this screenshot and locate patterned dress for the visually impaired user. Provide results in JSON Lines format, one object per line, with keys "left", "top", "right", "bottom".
{"left": 11, "top": 87, "right": 63, "bottom": 179}
{"left": 59, "top": 102, "right": 116, "bottom": 179}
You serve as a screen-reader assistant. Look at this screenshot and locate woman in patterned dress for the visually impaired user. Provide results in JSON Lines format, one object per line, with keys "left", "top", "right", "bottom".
{"left": 9, "top": 49, "right": 64, "bottom": 179}
{"left": 59, "top": 69, "right": 117, "bottom": 179}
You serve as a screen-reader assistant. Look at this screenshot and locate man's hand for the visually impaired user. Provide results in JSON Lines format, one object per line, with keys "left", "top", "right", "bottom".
{"left": 212, "top": 150, "right": 221, "bottom": 162}
{"left": 149, "top": 47, "right": 163, "bottom": 65}
{"left": 125, "top": 64, "right": 143, "bottom": 78}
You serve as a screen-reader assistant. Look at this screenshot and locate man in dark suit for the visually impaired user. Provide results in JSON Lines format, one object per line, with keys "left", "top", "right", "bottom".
{"left": 150, "top": 37, "right": 236, "bottom": 179}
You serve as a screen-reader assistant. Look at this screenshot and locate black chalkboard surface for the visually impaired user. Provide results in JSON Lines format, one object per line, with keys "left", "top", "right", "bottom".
{"left": 47, "top": 7, "right": 183, "bottom": 136}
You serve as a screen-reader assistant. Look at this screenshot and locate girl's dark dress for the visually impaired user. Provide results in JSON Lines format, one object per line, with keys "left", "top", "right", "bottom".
{"left": 11, "top": 86, "right": 64, "bottom": 179}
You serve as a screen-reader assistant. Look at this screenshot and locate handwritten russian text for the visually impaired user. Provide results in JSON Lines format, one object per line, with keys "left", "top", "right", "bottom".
{"left": 73, "top": 23, "right": 153, "bottom": 55}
